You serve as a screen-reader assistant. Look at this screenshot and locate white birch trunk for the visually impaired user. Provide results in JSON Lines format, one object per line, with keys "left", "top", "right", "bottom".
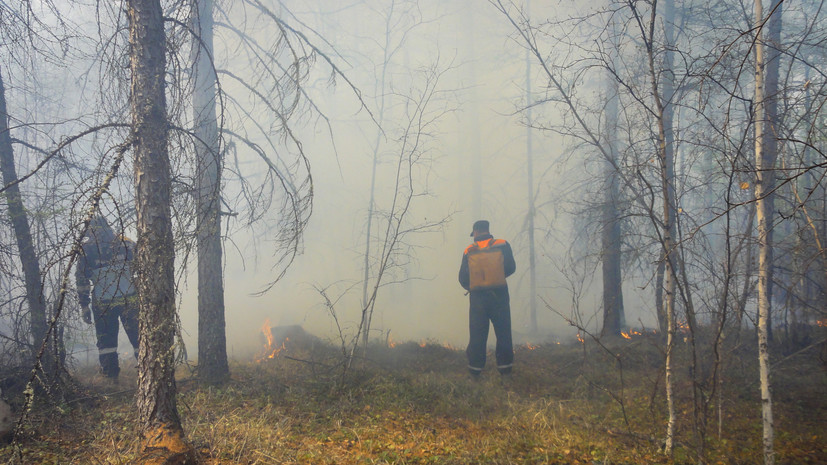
{"left": 753, "top": 0, "right": 775, "bottom": 465}
{"left": 754, "top": 0, "right": 775, "bottom": 463}
{"left": 645, "top": 0, "right": 678, "bottom": 454}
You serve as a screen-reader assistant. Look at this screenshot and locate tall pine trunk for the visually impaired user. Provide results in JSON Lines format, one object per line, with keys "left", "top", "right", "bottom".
{"left": 600, "top": 42, "right": 624, "bottom": 338}
{"left": 128, "top": 0, "right": 195, "bottom": 461}
{"left": 192, "top": 0, "right": 229, "bottom": 385}
{"left": 763, "top": 0, "right": 782, "bottom": 343}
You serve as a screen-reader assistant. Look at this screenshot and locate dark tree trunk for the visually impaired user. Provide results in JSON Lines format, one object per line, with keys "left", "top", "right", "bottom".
{"left": 191, "top": 0, "right": 229, "bottom": 385}
{"left": 601, "top": 188, "right": 624, "bottom": 337}
{"left": 0, "top": 70, "right": 50, "bottom": 362}
{"left": 600, "top": 62, "right": 624, "bottom": 338}
{"left": 655, "top": 260, "right": 666, "bottom": 334}
{"left": 128, "top": 0, "right": 194, "bottom": 461}
{"left": 763, "top": 0, "right": 782, "bottom": 343}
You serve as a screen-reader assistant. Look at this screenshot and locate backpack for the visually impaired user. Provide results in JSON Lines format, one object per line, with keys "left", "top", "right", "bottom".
{"left": 466, "top": 239, "right": 507, "bottom": 290}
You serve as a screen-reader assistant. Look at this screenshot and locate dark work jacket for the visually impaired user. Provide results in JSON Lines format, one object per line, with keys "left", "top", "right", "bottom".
{"left": 458, "top": 234, "right": 516, "bottom": 292}
{"left": 76, "top": 235, "right": 137, "bottom": 307}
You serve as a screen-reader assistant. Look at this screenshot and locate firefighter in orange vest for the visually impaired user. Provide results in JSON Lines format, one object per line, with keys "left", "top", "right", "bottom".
{"left": 458, "top": 220, "right": 516, "bottom": 376}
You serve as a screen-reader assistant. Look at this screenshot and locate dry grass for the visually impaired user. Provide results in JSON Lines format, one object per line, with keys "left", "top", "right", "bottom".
{"left": 0, "top": 333, "right": 825, "bottom": 464}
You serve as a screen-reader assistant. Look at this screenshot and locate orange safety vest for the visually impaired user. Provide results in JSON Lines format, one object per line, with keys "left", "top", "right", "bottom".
{"left": 465, "top": 238, "right": 508, "bottom": 290}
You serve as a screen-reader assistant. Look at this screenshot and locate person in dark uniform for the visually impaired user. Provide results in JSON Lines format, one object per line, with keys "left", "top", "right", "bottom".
{"left": 458, "top": 220, "right": 516, "bottom": 377}
{"left": 75, "top": 214, "right": 140, "bottom": 379}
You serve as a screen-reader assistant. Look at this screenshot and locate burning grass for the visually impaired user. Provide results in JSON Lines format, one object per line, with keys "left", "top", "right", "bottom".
{"left": 0, "top": 333, "right": 825, "bottom": 464}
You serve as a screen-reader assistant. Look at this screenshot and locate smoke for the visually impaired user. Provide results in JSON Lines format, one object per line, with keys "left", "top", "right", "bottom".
{"left": 175, "top": 0, "right": 615, "bottom": 360}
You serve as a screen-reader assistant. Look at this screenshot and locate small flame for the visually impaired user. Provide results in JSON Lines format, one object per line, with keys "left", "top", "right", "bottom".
{"left": 262, "top": 318, "right": 274, "bottom": 347}
{"left": 621, "top": 329, "right": 644, "bottom": 339}
{"left": 524, "top": 343, "right": 537, "bottom": 350}
{"left": 271, "top": 338, "right": 288, "bottom": 358}
{"left": 257, "top": 319, "right": 288, "bottom": 361}
{"left": 817, "top": 320, "right": 825, "bottom": 327}
{"left": 576, "top": 333, "right": 584, "bottom": 344}
{"left": 419, "top": 340, "right": 427, "bottom": 348}
{"left": 387, "top": 336, "right": 397, "bottom": 348}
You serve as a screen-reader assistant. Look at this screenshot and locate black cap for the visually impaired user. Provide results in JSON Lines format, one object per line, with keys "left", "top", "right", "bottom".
{"left": 470, "top": 220, "right": 490, "bottom": 236}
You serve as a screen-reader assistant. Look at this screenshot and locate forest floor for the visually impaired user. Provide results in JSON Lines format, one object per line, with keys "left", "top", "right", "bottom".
{"left": 0, "top": 329, "right": 825, "bottom": 464}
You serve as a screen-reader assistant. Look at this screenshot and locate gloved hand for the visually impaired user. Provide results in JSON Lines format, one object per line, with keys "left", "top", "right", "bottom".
{"left": 81, "top": 306, "right": 92, "bottom": 324}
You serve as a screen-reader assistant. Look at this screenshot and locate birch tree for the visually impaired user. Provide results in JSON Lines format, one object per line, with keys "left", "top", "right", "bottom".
{"left": 491, "top": 0, "right": 688, "bottom": 456}
{"left": 493, "top": 0, "right": 826, "bottom": 461}
{"left": 753, "top": 0, "right": 777, "bottom": 462}
{"left": 632, "top": 0, "right": 679, "bottom": 452}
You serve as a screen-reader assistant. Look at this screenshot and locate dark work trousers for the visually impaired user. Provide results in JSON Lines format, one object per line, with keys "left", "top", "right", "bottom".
{"left": 92, "top": 296, "right": 140, "bottom": 377}
{"left": 466, "top": 287, "right": 514, "bottom": 375}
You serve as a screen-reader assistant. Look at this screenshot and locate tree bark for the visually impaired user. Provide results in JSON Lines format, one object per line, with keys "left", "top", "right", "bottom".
{"left": 640, "top": 0, "right": 677, "bottom": 454}
{"left": 600, "top": 174, "right": 624, "bottom": 337}
{"left": 128, "top": 0, "right": 195, "bottom": 462}
{"left": 655, "top": 260, "right": 666, "bottom": 334}
{"left": 763, "top": 0, "right": 782, "bottom": 344}
{"left": 0, "top": 70, "right": 50, "bottom": 365}
{"left": 754, "top": 0, "right": 776, "bottom": 463}
{"left": 600, "top": 49, "right": 624, "bottom": 338}
{"left": 192, "top": 0, "right": 229, "bottom": 385}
